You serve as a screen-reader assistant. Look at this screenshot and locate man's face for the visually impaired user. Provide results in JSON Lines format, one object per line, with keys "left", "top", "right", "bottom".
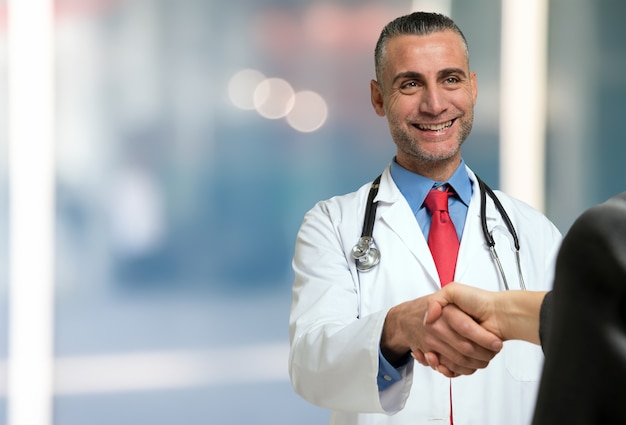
{"left": 370, "top": 30, "right": 477, "bottom": 174}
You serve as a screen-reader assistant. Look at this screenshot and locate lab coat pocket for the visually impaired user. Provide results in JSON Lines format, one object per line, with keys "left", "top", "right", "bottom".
{"left": 503, "top": 340, "right": 544, "bottom": 382}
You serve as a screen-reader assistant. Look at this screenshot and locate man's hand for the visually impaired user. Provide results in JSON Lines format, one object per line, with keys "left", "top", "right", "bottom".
{"left": 381, "top": 292, "right": 503, "bottom": 377}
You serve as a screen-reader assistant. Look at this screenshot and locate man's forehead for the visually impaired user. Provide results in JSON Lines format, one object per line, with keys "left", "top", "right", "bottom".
{"left": 385, "top": 33, "right": 468, "bottom": 70}
{"left": 386, "top": 31, "right": 467, "bottom": 54}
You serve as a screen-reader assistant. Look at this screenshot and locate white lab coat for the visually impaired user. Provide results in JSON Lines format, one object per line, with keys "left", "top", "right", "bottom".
{"left": 289, "top": 165, "right": 562, "bottom": 425}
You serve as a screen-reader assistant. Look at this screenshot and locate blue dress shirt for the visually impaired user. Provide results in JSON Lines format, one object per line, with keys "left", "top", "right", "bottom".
{"left": 377, "top": 158, "right": 473, "bottom": 390}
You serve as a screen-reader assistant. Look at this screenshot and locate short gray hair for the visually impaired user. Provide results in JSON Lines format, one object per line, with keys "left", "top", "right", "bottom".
{"left": 374, "top": 12, "right": 469, "bottom": 82}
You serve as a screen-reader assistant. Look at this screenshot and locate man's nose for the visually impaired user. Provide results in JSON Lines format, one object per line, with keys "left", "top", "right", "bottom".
{"left": 419, "top": 86, "right": 446, "bottom": 115}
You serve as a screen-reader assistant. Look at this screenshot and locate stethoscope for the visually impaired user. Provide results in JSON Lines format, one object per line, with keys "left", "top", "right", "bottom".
{"left": 351, "top": 174, "right": 527, "bottom": 291}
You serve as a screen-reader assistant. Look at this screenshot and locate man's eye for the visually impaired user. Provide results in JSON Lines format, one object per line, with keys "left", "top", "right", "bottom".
{"left": 445, "top": 77, "right": 460, "bottom": 84}
{"left": 399, "top": 81, "right": 419, "bottom": 93}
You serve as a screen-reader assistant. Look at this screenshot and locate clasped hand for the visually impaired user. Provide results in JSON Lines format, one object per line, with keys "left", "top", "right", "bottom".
{"left": 381, "top": 285, "right": 504, "bottom": 378}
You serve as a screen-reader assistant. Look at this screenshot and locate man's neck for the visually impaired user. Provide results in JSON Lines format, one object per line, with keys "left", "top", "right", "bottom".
{"left": 395, "top": 155, "right": 462, "bottom": 182}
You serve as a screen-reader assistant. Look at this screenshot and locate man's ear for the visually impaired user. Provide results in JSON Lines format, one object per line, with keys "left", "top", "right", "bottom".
{"left": 370, "top": 80, "right": 386, "bottom": 117}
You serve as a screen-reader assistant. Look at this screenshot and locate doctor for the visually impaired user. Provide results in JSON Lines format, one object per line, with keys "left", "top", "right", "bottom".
{"left": 289, "top": 11, "right": 562, "bottom": 425}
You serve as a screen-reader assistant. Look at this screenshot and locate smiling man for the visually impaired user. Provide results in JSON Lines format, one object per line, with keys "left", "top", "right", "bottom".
{"left": 289, "top": 12, "right": 562, "bottom": 425}
{"left": 370, "top": 30, "right": 476, "bottom": 182}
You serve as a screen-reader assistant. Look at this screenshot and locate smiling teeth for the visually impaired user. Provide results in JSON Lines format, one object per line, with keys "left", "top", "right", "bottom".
{"left": 417, "top": 120, "right": 453, "bottom": 131}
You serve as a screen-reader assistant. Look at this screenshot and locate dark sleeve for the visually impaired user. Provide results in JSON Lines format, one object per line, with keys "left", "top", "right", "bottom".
{"left": 537, "top": 290, "right": 552, "bottom": 351}
{"left": 532, "top": 191, "right": 626, "bottom": 425}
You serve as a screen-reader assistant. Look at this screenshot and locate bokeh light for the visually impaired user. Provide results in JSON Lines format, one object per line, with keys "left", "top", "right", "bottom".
{"left": 286, "top": 90, "right": 328, "bottom": 133}
{"left": 228, "top": 68, "right": 266, "bottom": 110}
{"left": 253, "top": 77, "right": 295, "bottom": 119}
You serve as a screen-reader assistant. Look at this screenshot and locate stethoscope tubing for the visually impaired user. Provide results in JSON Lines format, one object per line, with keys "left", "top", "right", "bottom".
{"left": 351, "top": 175, "right": 382, "bottom": 271}
{"left": 361, "top": 175, "right": 381, "bottom": 239}
{"left": 476, "top": 175, "right": 526, "bottom": 290}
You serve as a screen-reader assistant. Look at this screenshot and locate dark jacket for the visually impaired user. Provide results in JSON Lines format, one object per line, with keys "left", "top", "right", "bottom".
{"left": 533, "top": 192, "right": 626, "bottom": 424}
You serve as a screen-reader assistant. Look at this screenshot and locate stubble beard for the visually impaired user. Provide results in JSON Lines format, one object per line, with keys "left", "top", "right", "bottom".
{"left": 390, "top": 112, "right": 474, "bottom": 165}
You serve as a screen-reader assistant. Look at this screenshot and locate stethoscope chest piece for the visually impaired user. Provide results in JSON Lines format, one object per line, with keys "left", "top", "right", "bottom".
{"left": 351, "top": 236, "right": 380, "bottom": 271}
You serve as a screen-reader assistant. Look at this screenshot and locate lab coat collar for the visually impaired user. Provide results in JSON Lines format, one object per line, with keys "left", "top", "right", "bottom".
{"left": 388, "top": 158, "right": 472, "bottom": 211}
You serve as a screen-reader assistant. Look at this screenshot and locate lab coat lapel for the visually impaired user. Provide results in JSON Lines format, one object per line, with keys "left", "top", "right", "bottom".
{"left": 375, "top": 169, "right": 440, "bottom": 287}
{"left": 455, "top": 170, "right": 499, "bottom": 282}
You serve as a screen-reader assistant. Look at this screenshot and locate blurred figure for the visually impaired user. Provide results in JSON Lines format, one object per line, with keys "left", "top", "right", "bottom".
{"left": 534, "top": 191, "right": 626, "bottom": 424}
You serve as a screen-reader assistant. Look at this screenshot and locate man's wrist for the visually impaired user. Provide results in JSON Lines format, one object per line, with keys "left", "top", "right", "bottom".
{"left": 381, "top": 305, "right": 412, "bottom": 367}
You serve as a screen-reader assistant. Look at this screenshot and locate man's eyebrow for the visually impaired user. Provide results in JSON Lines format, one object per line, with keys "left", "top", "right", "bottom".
{"left": 438, "top": 68, "right": 468, "bottom": 79}
{"left": 391, "top": 68, "right": 468, "bottom": 86}
{"left": 391, "top": 71, "right": 424, "bottom": 86}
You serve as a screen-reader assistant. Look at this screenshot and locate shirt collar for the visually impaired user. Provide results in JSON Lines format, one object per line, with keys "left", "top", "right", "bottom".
{"left": 389, "top": 158, "right": 472, "bottom": 211}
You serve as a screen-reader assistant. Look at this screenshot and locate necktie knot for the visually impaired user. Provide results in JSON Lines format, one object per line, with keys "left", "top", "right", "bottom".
{"left": 425, "top": 188, "right": 451, "bottom": 213}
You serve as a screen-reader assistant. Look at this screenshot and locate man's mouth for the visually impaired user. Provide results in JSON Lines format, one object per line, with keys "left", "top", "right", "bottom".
{"left": 414, "top": 120, "right": 454, "bottom": 131}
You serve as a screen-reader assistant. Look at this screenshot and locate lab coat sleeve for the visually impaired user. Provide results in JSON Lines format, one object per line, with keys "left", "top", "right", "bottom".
{"left": 289, "top": 198, "right": 413, "bottom": 414}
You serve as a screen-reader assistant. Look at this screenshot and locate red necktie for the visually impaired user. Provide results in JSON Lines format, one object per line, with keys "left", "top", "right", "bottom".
{"left": 425, "top": 187, "right": 460, "bottom": 424}
{"left": 424, "top": 188, "right": 459, "bottom": 286}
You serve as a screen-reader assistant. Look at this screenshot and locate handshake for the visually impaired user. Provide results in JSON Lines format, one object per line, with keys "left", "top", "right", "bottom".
{"left": 381, "top": 283, "right": 548, "bottom": 378}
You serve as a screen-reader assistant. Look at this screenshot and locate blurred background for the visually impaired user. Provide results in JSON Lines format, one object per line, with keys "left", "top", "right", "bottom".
{"left": 0, "top": 0, "right": 625, "bottom": 424}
